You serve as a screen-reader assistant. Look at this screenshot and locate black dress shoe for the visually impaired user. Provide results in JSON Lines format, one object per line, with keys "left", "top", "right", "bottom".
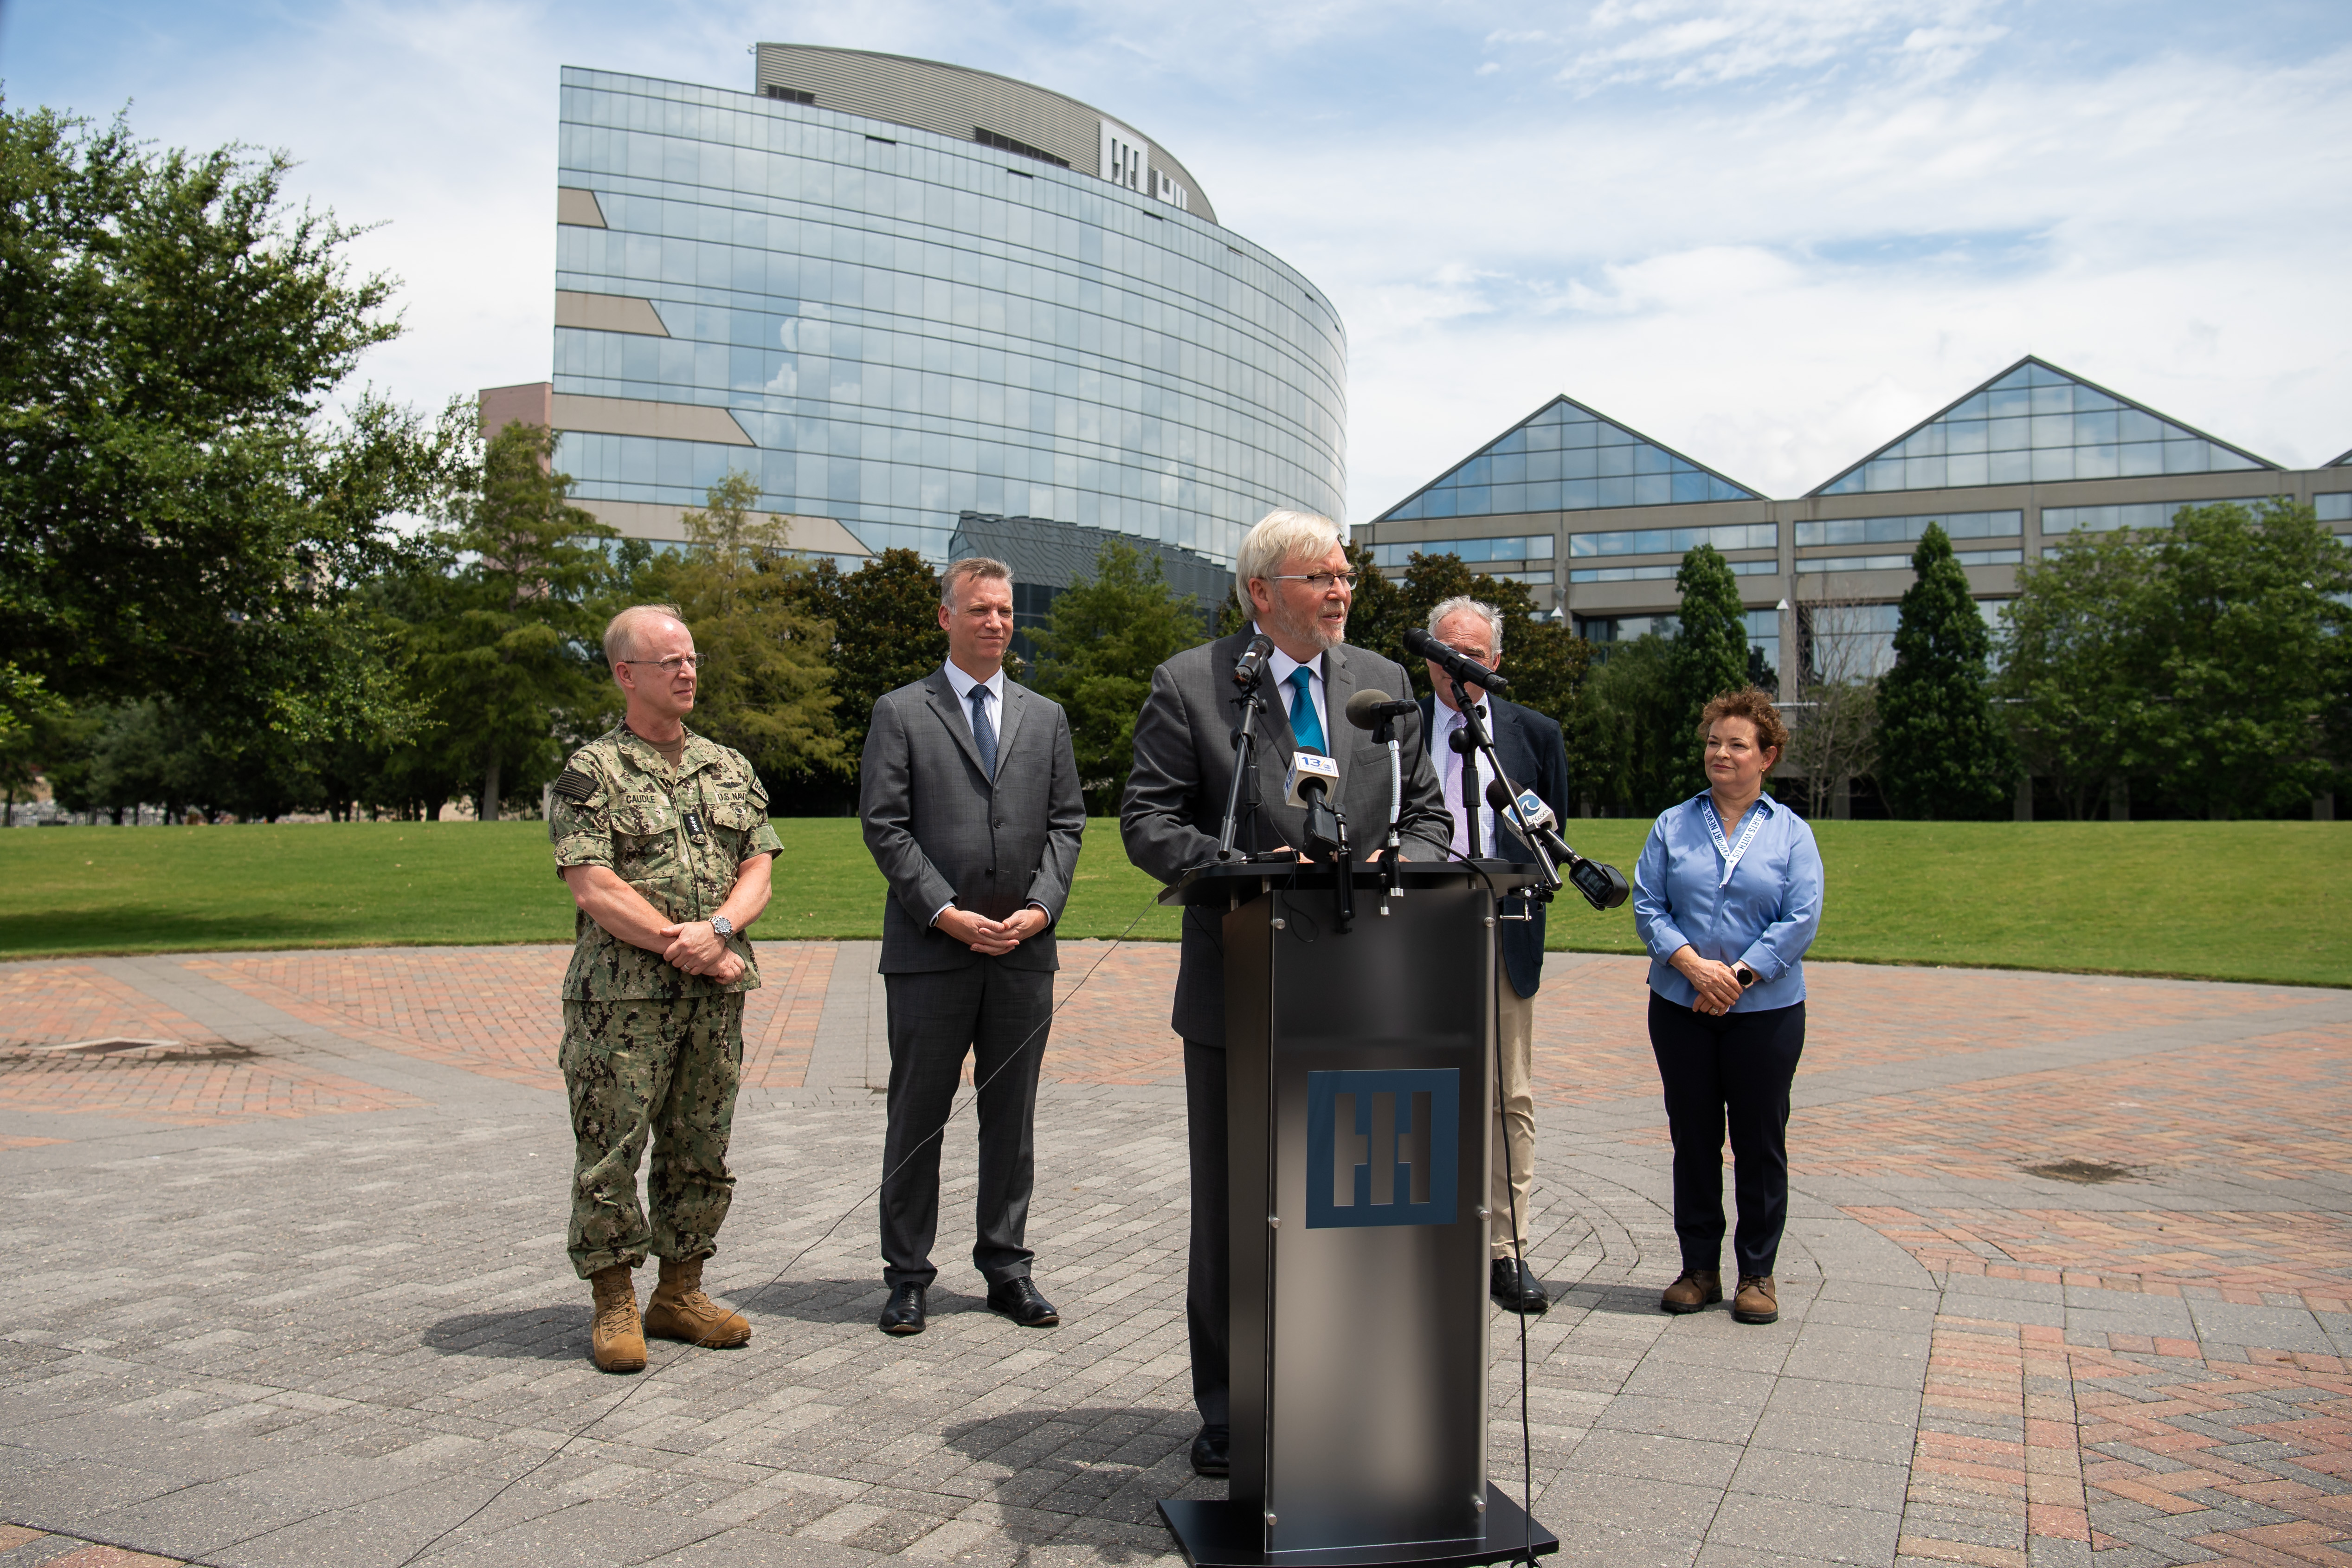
{"left": 1190, "top": 1425, "right": 1230, "bottom": 1478}
{"left": 1490, "top": 1258, "right": 1550, "bottom": 1315}
{"left": 986, "top": 1277, "right": 1059, "bottom": 1327}
{"left": 878, "top": 1282, "right": 927, "bottom": 1336}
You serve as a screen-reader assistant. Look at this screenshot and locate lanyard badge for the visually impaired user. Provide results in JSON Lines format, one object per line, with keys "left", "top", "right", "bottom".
{"left": 1701, "top": 798, "right": 1765, "bottom": 889}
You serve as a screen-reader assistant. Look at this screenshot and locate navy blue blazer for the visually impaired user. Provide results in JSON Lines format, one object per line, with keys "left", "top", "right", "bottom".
{"left": 1418, "top": 693, "right": 1574, "bottom": 999}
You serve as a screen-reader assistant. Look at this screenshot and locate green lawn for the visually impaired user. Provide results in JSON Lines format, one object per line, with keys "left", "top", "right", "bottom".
{"left": 0, "top": 818, "right": 2342, "bottom": 987}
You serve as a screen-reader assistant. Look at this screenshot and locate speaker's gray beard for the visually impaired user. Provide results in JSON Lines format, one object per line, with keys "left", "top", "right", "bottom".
{"left": 1265, "top": 600, "right": 1346, "bottom": 654}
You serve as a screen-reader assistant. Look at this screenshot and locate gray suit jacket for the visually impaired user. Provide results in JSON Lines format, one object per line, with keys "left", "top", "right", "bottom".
{"left": 859, "top": 668, "right": 1086, "bottom": 974}
{"left": 1121, "top": 632, "right": 1454, "bottom": 1046}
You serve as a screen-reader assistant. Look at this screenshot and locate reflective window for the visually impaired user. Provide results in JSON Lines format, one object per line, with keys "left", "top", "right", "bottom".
{"left": 551, "top": 69, "right": 1348, "bottom": 564}
{"left": 1380, "top": 397, "right": 1758, "bottom": 522}
{"left": 2312, "top": 492, "right": 2349, "bottom": 522}
{"left": 1568, "top": 522, "right": 1776, "bottom": 558}
{"left": 1567, "top": 560, "right": 1778, "bottom": 583}
{"left": 1794, "top": 510, "right": 2020, "bottom": 547}
{"left": 1364, "top": 534, "right": 1553, "bottom": 568}
{"left": 1817, "top": 361, "right": 2274, "bottom": 496}
{"left": 1577, "top": 608, "right": 1778, "bottom": 678}
{"left": 2039, "top": 497, "right": 2271, "bottom": 533}
{"left": 1796, "top": 549, "right": 2022, "bottom": 573}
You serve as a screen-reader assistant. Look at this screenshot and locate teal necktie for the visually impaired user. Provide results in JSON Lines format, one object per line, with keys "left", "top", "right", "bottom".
{"left": 1287, "top": 666, "right": 1327, "bottom": 754}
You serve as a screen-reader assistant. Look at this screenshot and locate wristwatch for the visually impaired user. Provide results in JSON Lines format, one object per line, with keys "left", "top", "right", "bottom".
{"left": 709, "top": 915, "right": 735, "bottom": 941}
{"left": 1735, "top": 963, "right": 1758, "bottom": 988}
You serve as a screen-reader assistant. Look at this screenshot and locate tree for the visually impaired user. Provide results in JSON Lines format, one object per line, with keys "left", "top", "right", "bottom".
{"left": 775, "top": 547, "right": 945, "bottom": 812}
{"left": 404, "top": 420, "right": 615, "bottom": 819}
{"left": 1029, "top": 542, "right": 1213, "bottom": 813}
{"left": 1995, "top": 528, "right": 2154, "bottom": 819}
{"left": 657, "top": 471, "right": 841, "bottom": 787}
{"left": 1875, "top": 523, "right": 2016, "bottom": 819}
{"left": 1785, "top": 582, "right": 1883, "bottom": 820}
{"left": 1390, "top": 552, "right": 1591, "bottom": 722}
{"left": 1578, "top": 633, "right": 1684, "bottom": 816}
{"left": 2140, "top": 501, "right": 2352, "bottom": 817}
{"left": 1670, "top": 544, "right": 1753, "bottom": 794}
{"left": 0, "top": 103, "right": 447, "bottom": 746}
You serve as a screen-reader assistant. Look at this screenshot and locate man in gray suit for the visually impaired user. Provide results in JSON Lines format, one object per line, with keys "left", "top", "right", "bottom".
{"left": 859, "top": 556, "right": 1085, "bottom": 1337}
{"left": 1121, "top": 510, "right": 1454, "bottom": 1476}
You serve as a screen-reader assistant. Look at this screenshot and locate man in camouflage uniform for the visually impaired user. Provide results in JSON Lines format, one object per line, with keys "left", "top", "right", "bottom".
{"left": 550, "top": 603, "right": 785, "bottom": 1373}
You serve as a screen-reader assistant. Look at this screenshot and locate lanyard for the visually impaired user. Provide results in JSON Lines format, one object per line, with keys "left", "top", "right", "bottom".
{"left": 1701, "top": 796, "right": 1766, "bottom": 889}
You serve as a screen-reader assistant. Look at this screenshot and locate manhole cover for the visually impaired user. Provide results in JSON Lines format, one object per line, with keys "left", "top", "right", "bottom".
{"left": 2022, "top": 1158, "right": 2138, "bottom": 1184}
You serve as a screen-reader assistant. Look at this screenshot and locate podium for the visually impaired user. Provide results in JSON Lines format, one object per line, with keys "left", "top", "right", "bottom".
{"left": 1157, "top": 862, "right": 1560, "bottom": 1568}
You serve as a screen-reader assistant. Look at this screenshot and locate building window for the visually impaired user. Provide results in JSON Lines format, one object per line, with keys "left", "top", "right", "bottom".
{"left": 760, "top": 85, "right": 815, "bottom": 104}
{"left": 2318, "top": 492, "right": 2351, "bottom": 523}
{"left": 2040, "top": 497, "right": 2274, "bottom": 534}
{"left": 1794, "top": 510, "right": 2020, "bottom": 547}
{"left": 1578, "top": 609, "right": 1779, "bottom": 681}
{"left": 1365, "top": 534, "right": 1553, "bottom": 569}
{"left": 1568, "top": 560, "right": 1777, "bottom": 583}
{"left": 1567, "top": 522, "right": 1776, "bottom": 558}
{"left": 1797, "top": 549, "right": 2022, "bottom": 573}
{"left": 975, "top": 128, "right": 1070, "bottom": 168}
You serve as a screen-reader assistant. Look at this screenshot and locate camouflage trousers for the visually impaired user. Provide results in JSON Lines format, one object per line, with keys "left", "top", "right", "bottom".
{"left": 560, "top": 994, "right": 744, "bottom": 1279}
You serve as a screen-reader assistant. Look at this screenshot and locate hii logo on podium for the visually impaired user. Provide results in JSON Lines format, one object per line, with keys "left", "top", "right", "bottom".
{"left": 1304, "top": 1069, "right": 1459, "bottom": 1228}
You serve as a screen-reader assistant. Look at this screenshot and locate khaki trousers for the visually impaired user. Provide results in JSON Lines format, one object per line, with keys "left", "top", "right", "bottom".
{"left": 1492, "top": 981, "right": 1536, "bottom": 1258}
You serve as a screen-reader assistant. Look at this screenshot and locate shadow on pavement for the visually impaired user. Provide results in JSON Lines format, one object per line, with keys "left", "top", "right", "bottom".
{"left": 942, "top": 1403, "right": 1196, "bottom": 1555}
{"left": 735, "top": 1275, "right": 993, "bottom": 1326}
{"left": 1555, "top": 1280, "right": 1666, "bottom": 1316}
{"left": 421, "top": 1304, "right": 588, "bottom": 1358}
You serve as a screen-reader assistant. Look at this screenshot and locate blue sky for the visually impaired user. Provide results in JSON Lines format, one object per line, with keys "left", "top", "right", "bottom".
{"left": 7, "top": 0, "right": 2350, "bottom": 522}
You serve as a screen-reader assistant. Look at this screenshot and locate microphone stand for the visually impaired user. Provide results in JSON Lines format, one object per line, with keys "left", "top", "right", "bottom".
{"left": 1372, "top": 709, "right": 1404, "bottom": 914}
{"left": 1216, "top": 670, "right": 1267, "bottom": 861}
{"left": 1449, "top": 676, "right": 1562, "bottom": 899}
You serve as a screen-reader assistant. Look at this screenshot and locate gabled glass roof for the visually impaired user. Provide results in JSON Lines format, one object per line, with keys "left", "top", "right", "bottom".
{"left": 1811, "top": 357, "right": 2278, "bottom": 497}
{"left": 1379, "top": 395, "right": 1758, "bottom": 523}
{"left": 2328, "top": 446, "right": 2352, "bottom": 467}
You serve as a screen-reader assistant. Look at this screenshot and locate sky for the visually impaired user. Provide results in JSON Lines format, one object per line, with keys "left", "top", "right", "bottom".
{"left": 6, "top": 0, "right": 2350, "bottom": 524}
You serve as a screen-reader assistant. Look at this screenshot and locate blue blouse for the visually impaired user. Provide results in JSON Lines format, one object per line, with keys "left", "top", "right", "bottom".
{"left": 1633, "top": 792, "right": 1824, "bottom": 1013}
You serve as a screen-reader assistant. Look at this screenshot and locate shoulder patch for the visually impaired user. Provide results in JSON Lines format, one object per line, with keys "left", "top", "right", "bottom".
{"left": 553, "top": 766, "right": 599, "bottom": 802}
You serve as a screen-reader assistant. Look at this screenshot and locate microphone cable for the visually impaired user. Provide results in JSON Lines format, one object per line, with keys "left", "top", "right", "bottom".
{"left": 377, "top": 886, "right": 1174, "bottom": 1568}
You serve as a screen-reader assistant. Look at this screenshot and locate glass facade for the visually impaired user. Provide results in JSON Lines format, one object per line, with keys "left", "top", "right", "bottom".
{"left": 2320, "top": 493, "right": 2352, "bottom": 523}
{"left": 550, "top": 68, "right": 1346, "bottom": 564}
{"left": 1817, "top": 360, "right": 2273, "bottom": 497}
{"left": 1794, "top": 510, "right": 2020, "bottom": 547}
{"left": 1579, "top": 609, "right": 1779, "bottom": 677}
{"left": 2040, "top": 497, "right": 2270, "bottom": 533}
{"left": 1379, "top": 397, "right": 1757, "bottom": 523}
{"left": 1569, "top": 522, "right": 1776, "bottom": 558}
{"left": 1569, "top": 560, "right": 1777, "bottom": 583}
{"left": 1363, "top": 534, "right": 1553, "bottom": 568}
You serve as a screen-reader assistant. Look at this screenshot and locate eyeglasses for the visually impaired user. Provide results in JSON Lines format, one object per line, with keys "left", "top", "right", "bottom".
{"left": 620, "top": 654, "right": 702, "bottom": 674}
{"left": 1267, "top": 571, "right": 1360, "bottom": 591}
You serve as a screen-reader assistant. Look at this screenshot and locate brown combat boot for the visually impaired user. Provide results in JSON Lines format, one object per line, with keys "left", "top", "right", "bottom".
{"left": 589, "top": 1265, "right": 646, "bottom": 1373}
{"left": 1660, "top": 1268, "right": 1722, "bottom": 1314}
{"left": 1733, "top": 1274, "right": 1779, "bottom": 1325}
{"left": 643, "top": 1255, "right": 751, "bottom": 1348}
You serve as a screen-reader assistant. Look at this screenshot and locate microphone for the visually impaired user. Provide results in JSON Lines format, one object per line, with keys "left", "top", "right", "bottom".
{"left": 1231, "top": 633, "right": 1275, "bottom": 689}
{"left": 1403, "top": 626, "right": 1511, "bottom": 692}
{"left": 1285, "top": 749, "right": 1340, "bottom": 808}
{"left": 1485, "top": 777, "right": 1630, "bottom": 910}
{"left": 1345, "top": 688, "right": 1419, "bottom": 730}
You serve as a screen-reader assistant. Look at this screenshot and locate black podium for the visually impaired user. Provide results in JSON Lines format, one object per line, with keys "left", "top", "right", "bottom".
{"left": 1158, "top": 862, "right": 1560, "bottom": 1568}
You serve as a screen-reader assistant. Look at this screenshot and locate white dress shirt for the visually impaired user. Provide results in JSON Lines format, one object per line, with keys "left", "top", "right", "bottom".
{"left": 1431, "top": 696, "right": 1498, "bottom": 858}
{"left": 1257, "top": 626, "right": 1331, "bottom": 751}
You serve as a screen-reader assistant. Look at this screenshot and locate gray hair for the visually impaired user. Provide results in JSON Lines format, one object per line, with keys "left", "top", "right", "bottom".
{"left": 1427, "top": 595, "right": 1503, "bottom": 658}
{"left": 1234, "top": 509, "right": 1342, "bottom": 607}
{"left": 603, "top": 603, "right": 686, "bottom": 665}
{"left": 941, "top": 555, "right": 1012, "bottom": 607}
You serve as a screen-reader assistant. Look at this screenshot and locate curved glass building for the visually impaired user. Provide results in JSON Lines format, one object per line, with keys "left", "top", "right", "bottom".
{"left": 533, "top": 46, "right": 1347, "bottom": 567}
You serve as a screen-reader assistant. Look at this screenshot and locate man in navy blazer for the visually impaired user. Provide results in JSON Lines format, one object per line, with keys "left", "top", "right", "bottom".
{"left": 1416, "top": 595, "right": 1575, "bottom": 1316}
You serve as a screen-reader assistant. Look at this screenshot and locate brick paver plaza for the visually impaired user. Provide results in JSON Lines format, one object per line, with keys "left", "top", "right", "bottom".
{"left": 2, "top": 937, "right": 2348, "bottom": 1568}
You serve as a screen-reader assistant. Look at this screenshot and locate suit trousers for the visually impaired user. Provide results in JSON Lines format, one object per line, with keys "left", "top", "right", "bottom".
{"left": 1183, "top": 1038, "right": 1229, "bottom": 1431}
{"left": 1491, "top": 981, "right": 1537, "bottom": 1258}
{"left": 1647, "top": 992, "right": 1806, "bottom": 1278}
{"left": 879, "top": 963, "right": 1052, "bottom": 1290}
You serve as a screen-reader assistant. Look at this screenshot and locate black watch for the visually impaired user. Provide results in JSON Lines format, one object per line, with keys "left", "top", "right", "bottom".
{"left": 1735, "top": 964, "right": 1758, "bottom": 988}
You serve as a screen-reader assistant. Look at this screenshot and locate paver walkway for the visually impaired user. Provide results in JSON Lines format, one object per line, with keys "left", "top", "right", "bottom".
{"left": 1, "top": 941, "right": 2346, "bottom": 1568}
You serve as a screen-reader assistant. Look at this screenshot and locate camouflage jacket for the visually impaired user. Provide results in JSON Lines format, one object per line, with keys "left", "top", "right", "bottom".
{"left": 549, "top": 725, "right": 786, "bottom": 1000}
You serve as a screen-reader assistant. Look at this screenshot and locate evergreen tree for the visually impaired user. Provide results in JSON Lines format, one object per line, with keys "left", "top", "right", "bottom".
{"left": 1670, "top": 545, "right": 1752, "bottom": 794}
{"left": 1580, "top": 634, "right": 1683, "bottom": 815}
{"left": 789, "top": 548, "right": 946, "bottom": 762}
{"left": 1995, "top": 526, "right": 2155, "bottom": 819}
{"left": 1876, "top": 523, "right": 2016, "bottom": 819}
{"left": 657, "top": 471, "right": 841, "bottom": 787}
{"left": 1029, "top": 541, "right": 1212, "bottom": 813}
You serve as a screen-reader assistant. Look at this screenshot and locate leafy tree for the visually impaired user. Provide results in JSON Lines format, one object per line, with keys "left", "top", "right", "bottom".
{"left": 1335, "top": 540, "right": 1410, "bottom": 662}
{"left": 1579, "top": 634, "right": 1684, "bottom": 815}
{"left": 1670, "top": 544, "right": 1753, "bottom": 794}
{"left": 402, "top": 420, "right": 615, "bottom": 819}
{"left": 1875, "top": 523, "right": 2016, "bottom": 819}
{"left": 1994, "top": 529, "right": 2153, "bottom": 818}
{"left": 1389, "top": 552, "right": 1590, "bottom": 721}
{"left": 783, "top": 545, "right": 946, "bottom": 779}
{"left": 1029, "top": 541, "right": 1212, "bottom": 812}
{"left": 650, "top": 471, "right": 842, "bottom": 787}
{"left": 2140, "top": 501, "right": 2351, "bottom": 817}
{"left": 0, "top": 103, "right": 448, "bottom": 746}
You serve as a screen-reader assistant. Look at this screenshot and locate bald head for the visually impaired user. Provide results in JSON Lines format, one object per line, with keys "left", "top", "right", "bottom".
{"left": 603, "top": 604, "right": 687, "bottom": 666}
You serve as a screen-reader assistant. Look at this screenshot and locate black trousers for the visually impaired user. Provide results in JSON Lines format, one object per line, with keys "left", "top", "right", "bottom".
{"left": 1183, "top": 1038, "right": 1229, "bottom": 1431}
{"left": 879, "top": 964, "right": 1052, "bottom": 1290}
{"left": 1647, "top": 993, "right": 1806, "bottom": 1279}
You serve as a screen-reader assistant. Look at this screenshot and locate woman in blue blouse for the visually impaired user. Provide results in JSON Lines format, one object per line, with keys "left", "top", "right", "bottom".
{"left": 1633, "top": 688, "right": 1823, "bottom": 1326}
